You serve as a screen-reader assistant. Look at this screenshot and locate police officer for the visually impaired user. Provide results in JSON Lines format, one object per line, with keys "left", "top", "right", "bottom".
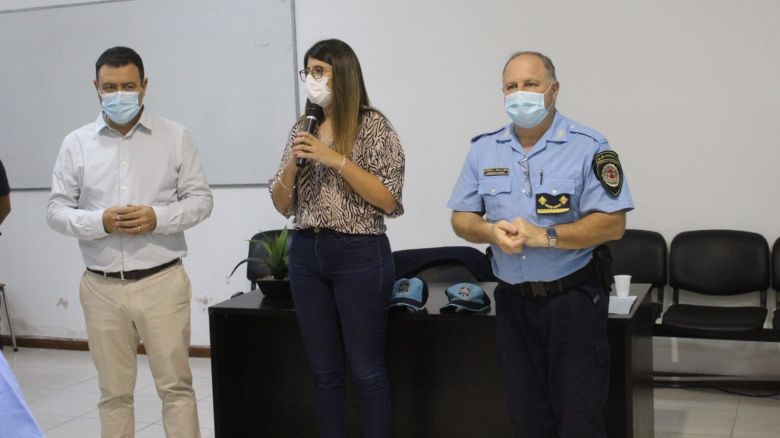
{"left": 448, "top": 51, "right": 634, "bottom": 437}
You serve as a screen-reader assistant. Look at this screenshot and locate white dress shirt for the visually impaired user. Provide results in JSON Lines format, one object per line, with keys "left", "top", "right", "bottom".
{"left": 47, "top": 109, "right": 213, "bottom": 272}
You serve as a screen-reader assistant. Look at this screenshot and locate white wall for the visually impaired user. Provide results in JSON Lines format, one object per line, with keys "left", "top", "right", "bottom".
{"left": 1, "top": 0, "right": 780, "bottom": 376}
{"left": 0, "top": 188, "right": 290, "bottom": 346}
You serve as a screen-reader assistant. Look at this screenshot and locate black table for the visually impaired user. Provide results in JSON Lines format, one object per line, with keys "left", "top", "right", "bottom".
{"left": 209, "top": 283, "right": 653, "bottom": 437}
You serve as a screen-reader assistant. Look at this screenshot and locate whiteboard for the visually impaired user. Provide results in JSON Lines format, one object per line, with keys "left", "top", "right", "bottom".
{"left": 0, "top": 0, "right": 298, "bottom": 188}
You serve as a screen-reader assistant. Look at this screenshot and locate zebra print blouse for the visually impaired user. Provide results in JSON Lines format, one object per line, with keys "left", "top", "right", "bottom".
{"left": 269, "top": 109, "right": 405, "bottom": 235}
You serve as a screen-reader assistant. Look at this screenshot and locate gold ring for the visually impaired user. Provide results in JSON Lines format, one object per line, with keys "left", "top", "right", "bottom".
{"left": 137, "top": 226, "right": 141, "bottom": 233}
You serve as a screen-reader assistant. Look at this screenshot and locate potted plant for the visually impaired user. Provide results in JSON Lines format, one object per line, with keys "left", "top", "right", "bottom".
{"left": 228, "top": 227, "right": 292, "bottom": 297}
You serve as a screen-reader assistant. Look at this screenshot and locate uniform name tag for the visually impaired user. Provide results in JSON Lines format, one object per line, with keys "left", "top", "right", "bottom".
{"left": 536, "top": 193, "right": 571, "bottom": 215}
{"left": 483, "top": 167, "right": 509, "bottom": 177}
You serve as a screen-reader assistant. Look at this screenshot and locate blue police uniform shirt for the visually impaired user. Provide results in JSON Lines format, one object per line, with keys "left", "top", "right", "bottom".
{"left": 447, "top": 111, "right": 634, "bottom": 284}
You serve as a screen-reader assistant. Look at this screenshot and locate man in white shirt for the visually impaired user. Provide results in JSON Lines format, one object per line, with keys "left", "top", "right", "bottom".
{"left": 47, "top": 46, "right": 213, "bottom": 438}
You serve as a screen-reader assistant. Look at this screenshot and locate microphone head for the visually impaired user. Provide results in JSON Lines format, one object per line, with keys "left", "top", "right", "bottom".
{"left": 298, "top": 100, "right": 323, "bottom": 167}
{"left": 304, "top": 100, "right": 324, "bottom": 121}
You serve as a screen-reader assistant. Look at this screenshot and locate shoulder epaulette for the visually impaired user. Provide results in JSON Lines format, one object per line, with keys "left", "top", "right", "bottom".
{"left": 568, "top": 123, "right": 607, "bottom": 143}
{"left": 470, "top": 127, "right": 505, "bottom": 144}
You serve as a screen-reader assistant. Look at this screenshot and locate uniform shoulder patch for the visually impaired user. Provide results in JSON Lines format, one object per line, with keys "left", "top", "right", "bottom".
{"left": 592, "top": 151, "right": 623, "bottom": 197}
{"left": 470, "top": 127, "right": 505, "bottom": 144}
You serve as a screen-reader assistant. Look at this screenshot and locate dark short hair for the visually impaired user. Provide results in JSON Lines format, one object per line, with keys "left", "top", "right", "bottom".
{"left": 503, "top": 51, "right": 557, "bottom": 82}
{"left": 95, "top": 46, "right": 144, "bottom": 81}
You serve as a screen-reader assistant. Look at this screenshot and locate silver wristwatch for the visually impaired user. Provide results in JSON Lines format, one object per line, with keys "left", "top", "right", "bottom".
{"left": 545, "top": 226, "right": 558, "bottom": 248}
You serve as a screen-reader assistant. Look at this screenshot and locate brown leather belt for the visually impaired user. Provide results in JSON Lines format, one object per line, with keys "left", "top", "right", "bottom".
{"left": 87, "top": 259, "right": 180, "bottom": 281}
{"left": 498, "top": 260, "right": 597, "bottom": 298}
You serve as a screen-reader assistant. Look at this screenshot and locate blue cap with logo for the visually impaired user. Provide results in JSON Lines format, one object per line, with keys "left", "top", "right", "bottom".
{"left": 440, "top": 283, "right": 491, "bottom": 313}
{"left": 389, "top": 277, "right": 428, "bottom": 312}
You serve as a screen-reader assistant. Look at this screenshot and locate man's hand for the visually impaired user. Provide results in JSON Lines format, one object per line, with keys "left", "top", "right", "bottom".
{"left": 102, "top": 205, "right": 157, "bottom": 235}
{"left": 491, "top": 220, "right": 526, "bottom": 254}
{"left": 511, "top": 217, "right": 547, "bottom": 248}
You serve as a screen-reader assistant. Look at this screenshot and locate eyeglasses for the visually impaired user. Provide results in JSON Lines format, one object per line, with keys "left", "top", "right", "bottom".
{"left": 298, "top": 67, "right": 330, "bottom": 82}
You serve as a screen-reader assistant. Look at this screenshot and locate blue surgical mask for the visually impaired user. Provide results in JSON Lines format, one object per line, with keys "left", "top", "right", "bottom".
{"left": 504, "top": 83, "right": 555, "bottom": 128}
{"left": 100, "top": 91, "right": 141, "bottom": 125}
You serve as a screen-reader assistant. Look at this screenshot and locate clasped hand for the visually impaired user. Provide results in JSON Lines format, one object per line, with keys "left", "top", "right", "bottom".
{"left": 292, "top": 132, "right": 342, "bottom": 168}
{"left": 102, "top": 205, "right": 157, "bottom": 235}
{"left": 491, "top": 217, "right": 546, "bottom": 254}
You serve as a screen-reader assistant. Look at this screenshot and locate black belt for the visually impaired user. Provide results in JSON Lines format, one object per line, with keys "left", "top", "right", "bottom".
{"left": 87, "top": 259, "right": 180, "bottom": 281}
{"left": 297, "top": 228, "right": 367, "bottom": 237}
{"left": 498, "top": 260, "right": 597, "bottom": 298}
{"left": 300, "top": 227, "right": 337, "bottom": 234}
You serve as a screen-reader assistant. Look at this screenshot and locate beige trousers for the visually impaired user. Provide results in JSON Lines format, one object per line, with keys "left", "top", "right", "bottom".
{"left": 80, "top": 263, "right": 201, "bottom": 438}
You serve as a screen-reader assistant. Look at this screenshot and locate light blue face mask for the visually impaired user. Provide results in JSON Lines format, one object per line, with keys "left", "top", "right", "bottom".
{"left": 100, "top": 91, "right": 141, "bottom": 125}
{"left": 504, "top": 83, "right": 555, "bottom": 128}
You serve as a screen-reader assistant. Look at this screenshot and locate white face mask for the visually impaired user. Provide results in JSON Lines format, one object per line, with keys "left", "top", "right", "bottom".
{"left": 305, "top": 74, "right": 333, "bottom": 108}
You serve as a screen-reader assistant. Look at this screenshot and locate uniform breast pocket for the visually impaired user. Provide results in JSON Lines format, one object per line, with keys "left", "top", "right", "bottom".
{"left": 535, "top": 177, "right": 577, "bottom": 219}
{"left": 478, "top": 176, "right": 513, "bottom": 219}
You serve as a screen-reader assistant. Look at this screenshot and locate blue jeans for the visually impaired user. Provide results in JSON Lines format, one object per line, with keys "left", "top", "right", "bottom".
{"left": 289, "top": 229, "right": 394, "bottom": 438}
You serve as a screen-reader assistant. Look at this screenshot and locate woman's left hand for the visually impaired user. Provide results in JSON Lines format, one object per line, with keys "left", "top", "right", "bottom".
{"left": 292, "top": 132, "right": 343, "bottom": 168}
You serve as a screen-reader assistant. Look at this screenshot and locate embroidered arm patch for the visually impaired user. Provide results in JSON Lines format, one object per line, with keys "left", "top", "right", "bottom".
{"left": 592, "top": 151, "right": 623, "bottom": 197}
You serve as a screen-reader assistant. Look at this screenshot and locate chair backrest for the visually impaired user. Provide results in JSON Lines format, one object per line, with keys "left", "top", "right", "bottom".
{"left": 772, "top": 238, "right": 780, "bottom": 315}
{"left": 773, "top": 237, "right": 780, "bottom": 292}
{"left": 410, "top": 263, "right": 480, "bottom": 283}
{"left": 247, "top": 230, "right": 289, "bottom": 287}
{"left": 392, "top": 246, "right": 496, "bottom": 283}
{"left": 606, "top": 229, "right": 667, "bottom": 288}
{"left": 669, "top": 230, "right": 769, "bottom": 297}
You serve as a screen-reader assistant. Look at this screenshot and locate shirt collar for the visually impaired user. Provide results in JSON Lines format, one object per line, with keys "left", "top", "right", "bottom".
{"left": 95, "top": 107, "right": 153, "bottom": 135}
{"left": 502, "top": 110, "right": 566, "bottom": 156}
{"left": 545, "top": 111, "right": 569, "bottom": 144}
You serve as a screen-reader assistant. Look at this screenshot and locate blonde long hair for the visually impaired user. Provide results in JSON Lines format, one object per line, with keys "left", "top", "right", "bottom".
{"left": 304, "top": 39, "right": 370, "bottom": 158}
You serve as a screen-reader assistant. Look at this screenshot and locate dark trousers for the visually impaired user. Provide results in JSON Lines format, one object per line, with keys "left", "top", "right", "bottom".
{"left": 494, "top": 280, "right": 610, "bottom": 438}
{"left": 289, "top": 229, "right": 395, "bottom": 438}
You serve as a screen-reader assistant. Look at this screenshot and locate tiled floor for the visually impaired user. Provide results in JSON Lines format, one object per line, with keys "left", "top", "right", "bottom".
{"left": 3, "top": 347, "right": 780, "bottom": 437}
{"left": 2, "top": 347, "right": 213, "bottom": 438}
{"left": 654, "top": 386, "right": 780, "bottom": 437}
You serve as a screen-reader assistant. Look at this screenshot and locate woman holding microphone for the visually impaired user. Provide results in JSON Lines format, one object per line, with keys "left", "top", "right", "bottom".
{"left": 269, "top": 39, "right": 405, "bottom": 438}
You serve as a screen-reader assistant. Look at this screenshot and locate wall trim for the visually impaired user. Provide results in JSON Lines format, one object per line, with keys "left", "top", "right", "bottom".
{"left": 1, "top": 335, "right": 211, "bottom": 358}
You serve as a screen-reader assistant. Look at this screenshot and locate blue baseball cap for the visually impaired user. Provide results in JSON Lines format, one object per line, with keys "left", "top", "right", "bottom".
{"left": 440, "top": 283, "right": 491, "bottom": 313}
{"left": 389, "top": 277, "right": 428, "bottom": 312}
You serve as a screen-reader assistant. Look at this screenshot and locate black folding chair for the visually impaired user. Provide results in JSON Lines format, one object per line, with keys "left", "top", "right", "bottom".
{"left": 772, "top": 237, "right": 780, "bottom": 330}
{"left": 661, "top": 230, "right": 769, "bottom": 338}
{"left": 606, "top": 229, "right": 667, "bottom": 320}
{"left": 228, "top": 229, "right": 290, "bottom": 297}
{"left": 0, "top": 282, "right": 18, "bottom": 351}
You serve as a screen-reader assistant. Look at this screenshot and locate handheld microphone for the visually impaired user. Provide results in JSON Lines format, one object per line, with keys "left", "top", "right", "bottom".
{"left": 296, "top": 100, "right": 324, "bottom": 167}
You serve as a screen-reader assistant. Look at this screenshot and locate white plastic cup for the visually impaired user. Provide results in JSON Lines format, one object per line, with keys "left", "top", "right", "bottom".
{"left": 614, "top": 275, "right": 632, "bottom": 297}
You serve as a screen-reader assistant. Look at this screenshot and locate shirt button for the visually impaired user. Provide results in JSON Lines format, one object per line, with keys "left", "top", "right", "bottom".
{"left": 122, "top": 186, "right": 127, "bottom": 190}
{"left": 491, "top": 188, "right": 496, "bottom": 194}
{"left": 552, "top": 190, "right": 558, "bottom": 195}
{"left": 522, "top": 255, "right": 527, "bottom": 260}
{"left": 521, "top": 189, "right": 527, "bottom": 194}
{"left": 122, "top": 161, "right": 127, "bottom": 166}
